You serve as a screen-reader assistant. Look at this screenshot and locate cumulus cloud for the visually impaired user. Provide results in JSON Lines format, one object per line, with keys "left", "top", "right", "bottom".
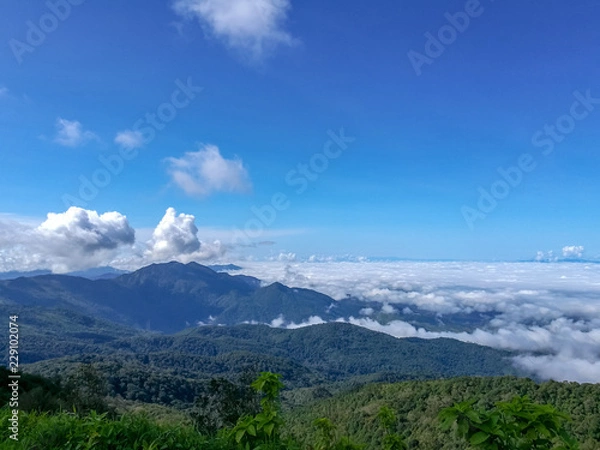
{"left": 145, "top": 208, "right": 224, "bottom": 263}
{"left": 235, "top": 260, "right": 600, "bottom": 383}
{"left": 172, "top": 0, "right": 297, "bottom": 61}
{"left": 114, "top": 130, "right": 145, "bottom": 150}
{"left": 166, "top": 145, "right": 252, "bottom": 197}
{"left": 54, "top": 118, "right": 98, "bottom": 147}
{"left": 0, "top": 207, "right": 135, "bottom": 273}
{"left": 147, "top": 207, "right": 200, "bottom": 259}
{"left": 562, "top": 245, "right": 585, "bottom": 259}
{"left": 38, "top": 208, "right": 135, "bottom": 252}
{"left": 535, "top": 246, "right": 589, "bottom": 262}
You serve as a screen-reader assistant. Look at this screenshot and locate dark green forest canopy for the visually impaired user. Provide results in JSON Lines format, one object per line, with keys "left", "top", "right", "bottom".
{"left": 2, "top": 370, "right": 599, "bottom": 450}
{"left": 284, "top": 376, "right": 600, "bottom": 450}
{"left": 18, "top": 323, "right": 520, "bottom": 407}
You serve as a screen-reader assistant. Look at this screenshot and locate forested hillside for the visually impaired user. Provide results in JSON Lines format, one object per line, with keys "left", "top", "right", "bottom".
{"left": 2, "top": 370, "right": 599, "bottom": 449}
{"left": 284, "top": 376, "right": 600, "bottom": 450}
{"left": 22, "top": 323, "right": 519, "bottom": 408}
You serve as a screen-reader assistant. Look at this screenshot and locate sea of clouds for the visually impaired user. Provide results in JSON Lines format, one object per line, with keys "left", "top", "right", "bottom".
{"left": 235, "top": 261, "right": 600, "bottom": 384}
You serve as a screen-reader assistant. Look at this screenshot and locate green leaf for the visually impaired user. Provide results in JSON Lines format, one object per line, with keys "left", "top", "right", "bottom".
{"left": 457, "top": 418, "right": 469, "bottom": 436}
{"left": 466, "top": 410, "right": 482, "bottom": 424}
{"left": 235, "top": 429, "right": 245, "bottom": 443}
{"left": 263, "top": 422, "right": 275, "bottom": 437}
{"left": 469, "top": 431, "right": 490, "bottom": 445}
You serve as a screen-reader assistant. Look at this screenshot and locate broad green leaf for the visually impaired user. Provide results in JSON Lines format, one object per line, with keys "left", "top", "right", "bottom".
{"left": 469, "top": 431, "right": 490, "bottom": 445}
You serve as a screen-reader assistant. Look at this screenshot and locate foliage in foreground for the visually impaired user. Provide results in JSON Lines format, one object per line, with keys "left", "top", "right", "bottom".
{"left": 0, "top": 408, "right": 217, "bottom": 450}
{"left": 439, "top": 396, "right": 579, "bottom": 450}
{"left": 1, "top": 372, "right": 597, "bottom": 450}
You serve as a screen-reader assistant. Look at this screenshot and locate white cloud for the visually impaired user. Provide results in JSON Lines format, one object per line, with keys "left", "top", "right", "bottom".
{"left": 534, "top": 250, "right": 557, "bottom": 262}
{"left": 114, "top": 130, "right": 145, "bottom": 150}
{"left": 276, "top": 252, "right": 296, "bottom": 262}
{"left": 270, "top": 314, "right": 286, "bottom": 327}
{"left": 535, "top": 246, "right": 588, "bottom": 261}
{"left": 145, "top": 207, "right": 224, "bottom": 263}
{"left": 0, "top": 86, "right": 8, "bottom": 97}
{"left": 562, "top": 245, "right": 585, "bottom": 259}
{"left": 381, "top": 303, "right": 397, "bottom": 314}
{"left": 146, "top": 207, "right": 200, "bottom": 260}
{"left": 172, "top": 0, "right": 297, "bottom": 61}
{"left": 37, "top": 208, "right": 135, "bottom": 252}
{"left": 286, "top": 315, "right": 327, "bottom": 329}
{"left": 166, "top": 144, "right": 252, "bottom": 197}
{"left": 513, "top": 354, "right": 600, "bottom": 384}
{"left": 0, "top": 207, "right": 135, "bottom": 273}
{"left": 54, "top": 118, "right": 98, "bottom": 147}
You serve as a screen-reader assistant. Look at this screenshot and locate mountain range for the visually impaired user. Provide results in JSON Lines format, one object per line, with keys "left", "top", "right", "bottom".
{"left": 0, "top": 264, "right": 242, "bottom": 281}
{"left": 0, "top": 261, "right": 527, "bottom": 409}
{"left": 0, "top": 261, "right": 496, "bottom": 334}
{"left": 0, "top": 262, "right": 349, "bottom": 333}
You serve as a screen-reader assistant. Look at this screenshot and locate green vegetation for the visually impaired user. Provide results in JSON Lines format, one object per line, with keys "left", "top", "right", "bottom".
{"left": 284, "top": 376, "right": 600, "bottom": 450}
{"left": 191, "top": 375, "right": 260, "bottom": 435}
{"left": 228, "top": 372, "right": 287, "bottom": 448}
{"left": 377, "top": 407, "right": 407, "bottom": 450}
{"left": 0, "top": 408, "right": 216, "bottom": 450}
{"left": 439, "top": 396, "right": 578, "bottom": 449}
{"left": 3, "top": 371, "right": 599, "bottom": 449}
{"left": 0, "top": 364, "right": 112, "bottom": 416}
{"left": 18, "top": 322, "right": 518, "bottom": 412}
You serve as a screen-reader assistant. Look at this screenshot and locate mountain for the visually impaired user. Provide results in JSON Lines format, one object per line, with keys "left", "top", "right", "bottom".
{"left": 0, "top": 261, "right": 495, "bottom": 334}
{"left": 0, "top": 269, "right": 52, "bottom": 280}
{"left": 0, "top": 266, "right": 129, "bottom": 281}
{"left": 172, "top": 323, "right": 519, "bottom": 380}
{"left": 0, "top": 262, "right": 366, "bottom": 333}
{"left": 208, "top": 264, "right": 243, "bottom": 272}
{"left": 67, "top": 266, "right": 130, "bottom": 280}
{"left": 0, "top": 304, "right": 142, "bottom": 363}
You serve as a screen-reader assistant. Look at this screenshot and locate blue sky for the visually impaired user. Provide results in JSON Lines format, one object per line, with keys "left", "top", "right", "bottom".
{"left": 0, "top": 0, "right": 599, "bottom": 267}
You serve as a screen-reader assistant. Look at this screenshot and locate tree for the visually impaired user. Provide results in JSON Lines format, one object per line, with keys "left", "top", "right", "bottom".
{"left": 377, "top": 406, "right": 407, "bottom": 450}
{"left": 229, "top": 372, "right": 286, "bottom": 448}
{"left": 191, "top": 377, "right": 259, "bottom": 435}
{"left": 63, "top": 364, "right": 112, "bottom": 416}
{"left": 313, "top": 417, "right": 365, "bottom": 450}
